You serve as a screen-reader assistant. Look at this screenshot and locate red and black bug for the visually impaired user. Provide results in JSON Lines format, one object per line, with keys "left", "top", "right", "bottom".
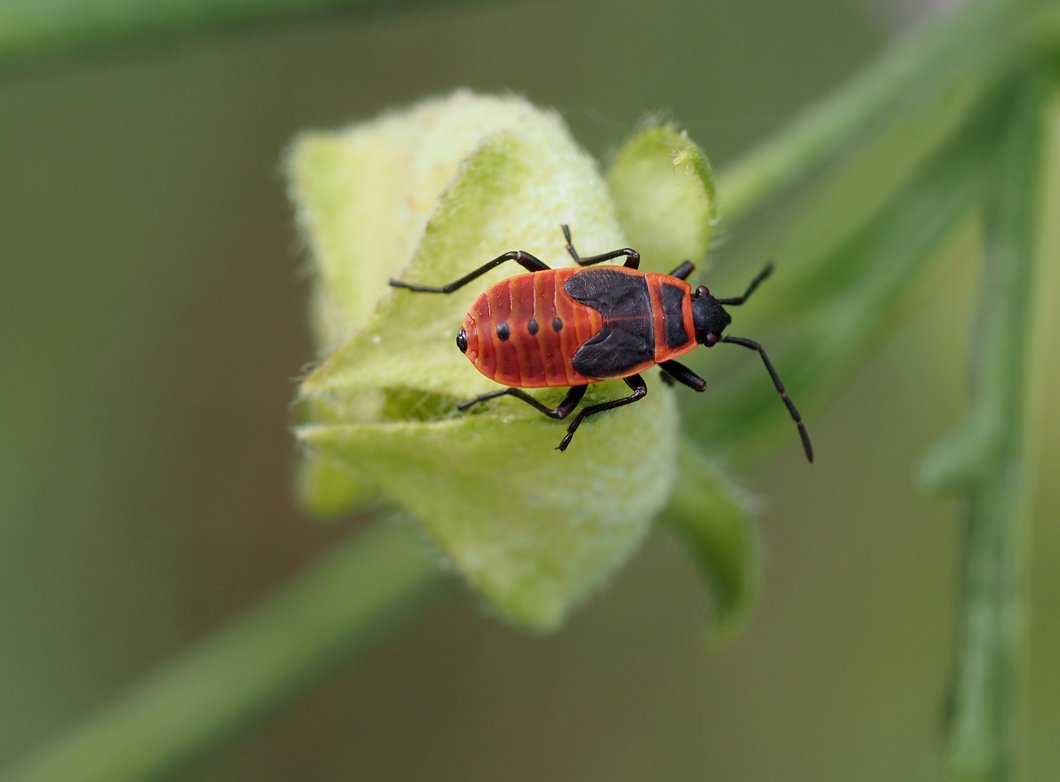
{"left": 390, "top": 225, "right": 813, "bottom": 461}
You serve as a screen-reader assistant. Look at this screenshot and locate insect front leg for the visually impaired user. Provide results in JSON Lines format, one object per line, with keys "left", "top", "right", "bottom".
{"left": 721, "top": 335, "right": 813, "bottom": 463}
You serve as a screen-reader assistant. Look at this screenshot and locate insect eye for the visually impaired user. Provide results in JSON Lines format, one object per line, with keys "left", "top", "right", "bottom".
{"left": 695, "top": 285, "right": 710, "bottom": 297}
{"left": 705, "top": 333, "right": 718, "bottom": 347}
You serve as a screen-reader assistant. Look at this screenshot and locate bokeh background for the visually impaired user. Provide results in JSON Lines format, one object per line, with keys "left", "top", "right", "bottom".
{"left": 2, "top": 0, "right": 1058, "bottom": 779}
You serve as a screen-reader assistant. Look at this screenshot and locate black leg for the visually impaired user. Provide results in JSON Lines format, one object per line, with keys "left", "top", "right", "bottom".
{"left": 717, "top": 263, "right": 774, "bottom": 306}
{"left": 389, "top": 250, "right": 551, "bottom": 294}
{"left": 659, "top": 359, "right": 706, "bottom": 392}
{"left": 557, "top": 374, "right": 648, "bottom": 451}
{"left": 721, "top": 336, "right": 813, "bottom": 463}
{"left": 668, "top": 261, "right": 696, "bottom": 280}
{"left": 458, "top": 385, "right": 587, "bottom": 419}
{"left": 562, "top": 225, "right": 640, "bottom": 269}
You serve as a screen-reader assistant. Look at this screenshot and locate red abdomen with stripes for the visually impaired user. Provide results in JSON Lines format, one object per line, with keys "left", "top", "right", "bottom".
{"left": 460, "top": 267, "right": 697, "bottom": 388}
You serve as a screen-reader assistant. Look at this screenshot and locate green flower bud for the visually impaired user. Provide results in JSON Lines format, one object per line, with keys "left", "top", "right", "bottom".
{"left": 288, "top": 91, "right": 755, "bottom": 631}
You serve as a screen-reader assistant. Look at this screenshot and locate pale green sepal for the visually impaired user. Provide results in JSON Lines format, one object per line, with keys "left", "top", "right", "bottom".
{"left": 287, "top": 128, "right": 418, "bottom": 355}
{"left": 662, "top": 442, "right": 760, "bottom": 640}
{"left": 607, "top": 125, "right": 717, "bottom": 270}
{"left": 297, "top": 385, "right": 677, "bottom": 630}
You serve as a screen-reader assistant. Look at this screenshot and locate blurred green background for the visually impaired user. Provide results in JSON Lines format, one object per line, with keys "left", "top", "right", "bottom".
{"left": 2, "top": 0, "right": 1058, "bottom": 779}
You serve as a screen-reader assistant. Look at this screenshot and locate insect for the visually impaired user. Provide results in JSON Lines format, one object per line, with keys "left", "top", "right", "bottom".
{"left": 390, "top": 225, "right": 813, "bottom": 461}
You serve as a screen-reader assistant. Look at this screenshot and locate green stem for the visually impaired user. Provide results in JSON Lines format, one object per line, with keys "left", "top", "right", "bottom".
{"left": 0, "top": 0, "right": 474, "bottom": 71}
{"left": 3, "top": 521, "right": 445, "bottom": 782}
{"left": 932, "top": 83, "right": 1049, "bottom": 782}
{"left": 717, "top": 0, "right": 1028, "bottom": 224}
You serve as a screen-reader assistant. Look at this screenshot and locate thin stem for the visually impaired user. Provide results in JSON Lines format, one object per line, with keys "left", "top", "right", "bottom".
{"left": 3, "top": 520, "right": 446, "bottom": 782}
{"left": 0, "top": 0, "right": 477, "bottom": 71}
{"left": 717, "top": 0, "right": 1028, "bottom": 224}
{"left": 934, "top": 82, "right": 1049, "bottom": 781}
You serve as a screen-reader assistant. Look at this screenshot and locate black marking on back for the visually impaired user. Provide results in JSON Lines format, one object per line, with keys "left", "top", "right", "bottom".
{"left": 496, "top": 322, "right": 510, "bottom": 341}
{"left": 528, "top": 318, "right": 539, "bottom": 335}
{"left": 661, "top": 283, "right": 691, "bottom": 349}
{"left": 564, "top": 268, "right": 654, "bottom": 377}
{"left": 552, "top": 317, "right": 563, "bottom": 332}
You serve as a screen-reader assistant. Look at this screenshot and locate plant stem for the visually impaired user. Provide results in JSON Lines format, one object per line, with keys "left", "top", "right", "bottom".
{"left": 933, "top": 83, "right": 1049, "bottom": 782}
{"left": 717, "top": 0, "right": 1028, "bottom": 224}
{"left": 0, "top": 0, "right": 475, "bottom": 71}
{"left": 3, "top": 521, "right": 445, "bottom": 782}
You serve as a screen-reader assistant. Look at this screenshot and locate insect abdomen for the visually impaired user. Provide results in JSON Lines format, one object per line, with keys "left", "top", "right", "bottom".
{"left": 462, "top": 269, "right": 602, "bottom": 387}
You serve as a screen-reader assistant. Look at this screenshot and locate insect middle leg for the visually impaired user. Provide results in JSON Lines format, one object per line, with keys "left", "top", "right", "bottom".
{"left": 557, "top": 373, "right": 647, "bottom": 451}
{"left": 389, "top": 250, "right": 551, "bottom": 294}
{"left": 561, "top": 225, "right": 640, "bottom": 269}
{"left": 458, "top": 385, "right": 587, "bottom": 419}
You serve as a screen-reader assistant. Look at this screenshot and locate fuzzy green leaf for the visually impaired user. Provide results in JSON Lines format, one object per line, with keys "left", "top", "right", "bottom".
{"left": 301, "top": 395, "right": 676, "bottom": 629}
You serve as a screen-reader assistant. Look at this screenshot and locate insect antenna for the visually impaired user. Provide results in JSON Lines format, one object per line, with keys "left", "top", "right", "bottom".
{"left": 716, "top": 263, "right": 774, "bottom": 306}
{"left": 721, "top": 335, "right": 813, "bottom": 463}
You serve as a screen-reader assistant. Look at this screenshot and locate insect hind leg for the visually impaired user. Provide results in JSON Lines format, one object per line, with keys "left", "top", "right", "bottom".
{"left": 458, "top": 385, "right": 587, "bottom": 419}
{"left": 557, "top": 374, "right": 647, "bottom": 451}
{"left": 390, "top": 250, "right": 551, "bottom": 294}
